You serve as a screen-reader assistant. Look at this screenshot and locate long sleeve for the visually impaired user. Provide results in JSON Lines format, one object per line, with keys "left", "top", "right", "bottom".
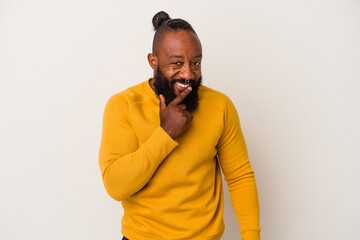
{"left": 217, "top": 97, "right": 261, "bottom": 240}
{"left": 98, "top": 94, "right": 178, "bottom": 201}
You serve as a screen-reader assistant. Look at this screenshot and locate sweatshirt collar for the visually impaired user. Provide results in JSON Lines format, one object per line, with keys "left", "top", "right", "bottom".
{"left": 143, "top": 78, "right": 159, "bottom": 104}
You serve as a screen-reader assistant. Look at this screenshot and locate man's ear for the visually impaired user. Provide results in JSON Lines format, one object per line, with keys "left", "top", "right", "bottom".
{"left": 147, "top": 53, "right": 158, "bottom": 70}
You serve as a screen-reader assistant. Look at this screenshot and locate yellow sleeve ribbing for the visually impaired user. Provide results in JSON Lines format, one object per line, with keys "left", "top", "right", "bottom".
{"left": 217, "top": 96, "right": 261, "bottom": 240}
{"left": 98, "top": 94, "right": 178, "bottom": 201}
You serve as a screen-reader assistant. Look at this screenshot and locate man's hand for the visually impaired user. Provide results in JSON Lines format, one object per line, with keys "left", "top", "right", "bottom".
{"left": 159, "top": 87, "right": 193, "bottom": 139}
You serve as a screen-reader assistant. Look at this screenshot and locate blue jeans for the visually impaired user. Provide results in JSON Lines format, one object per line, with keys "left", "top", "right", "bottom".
{"left": 122, "top": 237, "right": 129, "bottom": 240}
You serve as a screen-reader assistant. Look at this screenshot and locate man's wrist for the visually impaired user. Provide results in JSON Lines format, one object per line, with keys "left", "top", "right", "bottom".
{"left": 160, "top": 125, "right": 176, "bottom": 139}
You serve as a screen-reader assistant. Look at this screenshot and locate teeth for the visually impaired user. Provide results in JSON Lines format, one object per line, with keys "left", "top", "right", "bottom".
{"left": 176, "top": 82, "right": 190, "bottom": 88}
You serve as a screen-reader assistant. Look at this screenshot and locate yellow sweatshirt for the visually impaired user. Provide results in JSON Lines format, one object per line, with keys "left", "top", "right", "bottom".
{"left": 99, "top": 79, "right": 261, "bottom": 240}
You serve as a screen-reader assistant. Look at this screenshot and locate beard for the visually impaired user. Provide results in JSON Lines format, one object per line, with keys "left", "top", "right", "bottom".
{"left": 153, "top": 67, "right": 202, "bottom": 112}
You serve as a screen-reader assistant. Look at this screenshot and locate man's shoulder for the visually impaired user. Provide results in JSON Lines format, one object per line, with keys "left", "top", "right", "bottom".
{"left": 117, "top": 80, "right": 148, "bottom": 98}
{"left": 107, "top": 80, "right": 151, "bottom": 105}
{"left": 199, "top": 85, "right": 233, "bottom": 107}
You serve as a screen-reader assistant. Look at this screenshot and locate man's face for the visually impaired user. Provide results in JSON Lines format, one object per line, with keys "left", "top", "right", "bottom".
{"left": 149, "top": 30, "right": 203, "bottom": 111}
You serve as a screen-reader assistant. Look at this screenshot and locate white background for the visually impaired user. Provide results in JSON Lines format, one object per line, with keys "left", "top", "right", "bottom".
{"left": 1, "top": 0, "right": 359, "bottom": 239}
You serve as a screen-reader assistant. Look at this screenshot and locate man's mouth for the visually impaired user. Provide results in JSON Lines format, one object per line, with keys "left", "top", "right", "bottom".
{"left": 176, "top": 82, "right": 191, "bottom": 88}
{"left": 174, "top": 80, "right": 195, "bottom": 92}
{"left": 174, "top": 79, "right": 195, "bottom": 89}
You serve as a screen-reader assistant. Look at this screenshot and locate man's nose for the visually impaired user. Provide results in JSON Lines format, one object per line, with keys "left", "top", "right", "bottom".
{"left": 179, "top": 63, "right": 194, "bottom": 80}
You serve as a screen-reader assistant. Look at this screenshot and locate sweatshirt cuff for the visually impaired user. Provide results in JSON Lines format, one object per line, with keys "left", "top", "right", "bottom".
{"left": 240, "top": 230, "right": 261, "bottom": 240}
{"left": 143, "top": 126, "right": 179, "bottom": 164}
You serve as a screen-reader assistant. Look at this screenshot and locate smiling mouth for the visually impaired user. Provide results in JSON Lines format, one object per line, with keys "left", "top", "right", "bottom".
{"left": 176, "top": 82, "right": 191, "bottom": 88}
{"left": 174, "top": 79, "right": 195, "bottom": 88}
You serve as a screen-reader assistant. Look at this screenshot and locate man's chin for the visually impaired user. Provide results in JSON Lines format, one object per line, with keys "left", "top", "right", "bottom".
{"left": 173, "top": 89, "right": 184, "bottom": 97}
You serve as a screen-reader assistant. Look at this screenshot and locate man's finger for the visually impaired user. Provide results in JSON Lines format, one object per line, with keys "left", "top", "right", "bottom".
{"left": 177, "top": 104, "right": 187, "bottom": 111}
{"left": 159, "top": 94, "right": 166, "bottom": 110}
{"left": 170, "top": 87, "right": 192, "bottom": 106}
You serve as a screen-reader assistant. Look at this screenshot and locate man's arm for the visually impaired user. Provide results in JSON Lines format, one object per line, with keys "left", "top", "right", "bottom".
{"left": 98, "top": 94, "right": 178, "bottom": 201}
{"left": 217, "top": 97, "right": 261, "bottom": 240}
{"left": 99, "top": 87, "right": 193, "bottom": 201}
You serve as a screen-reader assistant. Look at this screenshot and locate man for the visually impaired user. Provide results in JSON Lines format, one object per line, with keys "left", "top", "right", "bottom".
{"left": 99, "top": 11, "right": 261, "bottom": 240}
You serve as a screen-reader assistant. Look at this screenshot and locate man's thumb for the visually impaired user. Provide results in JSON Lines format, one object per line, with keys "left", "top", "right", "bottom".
{"left": 159, "top": 94, "right": 166, "bottom": 110}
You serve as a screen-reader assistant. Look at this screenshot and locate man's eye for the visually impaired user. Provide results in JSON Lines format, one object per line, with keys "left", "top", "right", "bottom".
{"left": 172, "top": 62, "right": 182, "bottom": 65}
{"left": 192, "top": 62, "right": 201, "bottom": 66}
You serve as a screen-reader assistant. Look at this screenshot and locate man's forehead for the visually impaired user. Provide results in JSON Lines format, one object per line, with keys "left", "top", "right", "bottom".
{"left": 158, "top": 30, "right": 202, "bottom": 57}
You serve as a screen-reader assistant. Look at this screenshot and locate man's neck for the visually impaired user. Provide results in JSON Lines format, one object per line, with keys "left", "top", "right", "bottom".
{"left": 149, "top": 78, "right": 156, "bottom": 92}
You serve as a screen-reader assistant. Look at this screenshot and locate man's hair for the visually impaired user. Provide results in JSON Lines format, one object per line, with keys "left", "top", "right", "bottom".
{"left": 152, "top": 11, "right": 197, "bottom": 54}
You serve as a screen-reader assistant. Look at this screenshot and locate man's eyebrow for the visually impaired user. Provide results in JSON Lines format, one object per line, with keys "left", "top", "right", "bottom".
{"left": 168, "top": 55, "right": 184, "bottom": 59}
{"left": 168, "top": 54, "right": 203, "bottom": 59}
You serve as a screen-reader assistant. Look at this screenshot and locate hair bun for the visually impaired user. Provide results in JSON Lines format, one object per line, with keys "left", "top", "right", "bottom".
{"left": 152, "top": 11, "right": 171, "bottom": 30}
